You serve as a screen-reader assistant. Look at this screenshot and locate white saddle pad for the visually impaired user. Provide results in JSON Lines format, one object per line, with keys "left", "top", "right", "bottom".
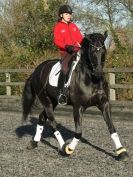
{"left": 49, "top": 51, "right": 81, "bottom": 87}
{"left": 49, "top": 61, "right": 61, "bottom": 87}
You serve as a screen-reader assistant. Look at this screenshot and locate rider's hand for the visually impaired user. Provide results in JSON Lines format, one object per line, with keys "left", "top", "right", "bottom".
{"left": 65, "top": 45, "right": 75, "bottom": 54}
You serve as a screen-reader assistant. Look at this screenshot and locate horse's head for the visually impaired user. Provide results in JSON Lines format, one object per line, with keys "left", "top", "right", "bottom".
{"left": 80, "top": 31, "right": 108, "bottom": 78}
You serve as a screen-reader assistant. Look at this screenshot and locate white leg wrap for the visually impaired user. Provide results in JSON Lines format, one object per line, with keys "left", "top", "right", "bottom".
{"left": 54, "top": 131, "right": 65, "bottom": 148}
{"left": 111, "top": 132, "right": 122, "bottom": 149}
{"left": 34, "top": 124, "right": 44, "bottom": 142}
{"left": 68, "top": 137, "right": 80, "bottom": 150}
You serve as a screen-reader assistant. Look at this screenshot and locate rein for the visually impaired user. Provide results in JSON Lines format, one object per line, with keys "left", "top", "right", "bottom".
{"left": 77, "top": 54, "right": 92, "bottom": 77}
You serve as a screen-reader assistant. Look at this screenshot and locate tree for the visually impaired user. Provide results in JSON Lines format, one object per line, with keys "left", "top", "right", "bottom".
{"left": 0, "top": 0, "right": 64, "bottom": 67}
{"left": 118, "top": 0, "right": 133, "bottom": 17}
{"left": 70, "top": 0, "right": 132, "bottom": 48}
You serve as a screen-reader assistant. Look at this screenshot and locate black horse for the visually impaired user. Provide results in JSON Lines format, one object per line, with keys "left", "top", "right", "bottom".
{"left": 22, "top": 32, "right": 128, "bottom": 161}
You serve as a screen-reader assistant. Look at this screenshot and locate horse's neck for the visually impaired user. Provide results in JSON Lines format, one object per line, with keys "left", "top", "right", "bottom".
{"left": 77, "top": 60, "right": 92, "bottom": 77}
{"left": 76, "top": 63, "right": 104, "bottom": 86}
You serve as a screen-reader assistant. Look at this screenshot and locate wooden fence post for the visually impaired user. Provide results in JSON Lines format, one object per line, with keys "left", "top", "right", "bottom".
{"left": 109, "top": 73, "right": 116, "bottom": 100}
{"left": 6, "top": 73, "right": 11, "bottom": 96}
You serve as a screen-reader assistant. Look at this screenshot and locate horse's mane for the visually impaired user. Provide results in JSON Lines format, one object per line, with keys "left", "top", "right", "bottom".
{"left": 81, "top": 32, "right": 106, "bottom": 48}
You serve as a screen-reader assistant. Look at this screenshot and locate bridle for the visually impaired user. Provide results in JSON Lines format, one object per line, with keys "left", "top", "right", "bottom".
{"left": 88, "top": 42, "right": 105, "bottom": 74}
{"left": 74, "top": 37, "right": 106, "bottom": 76}
{"left": 89, "top": 43, "right": 105, "bottom": 51}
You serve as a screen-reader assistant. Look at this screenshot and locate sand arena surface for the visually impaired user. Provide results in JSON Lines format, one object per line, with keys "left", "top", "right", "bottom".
{"left": 0, "top": 109, "right": 133, "bottom": 177}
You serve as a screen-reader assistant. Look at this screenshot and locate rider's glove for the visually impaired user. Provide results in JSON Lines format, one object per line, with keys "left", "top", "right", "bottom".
{"left": 65, "top": 45, "right": 75, "bottom": 54}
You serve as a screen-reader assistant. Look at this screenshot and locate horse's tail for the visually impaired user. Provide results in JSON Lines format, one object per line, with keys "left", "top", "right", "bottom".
{"left": 22, "top": 75, "right": 35, "bottom": 123}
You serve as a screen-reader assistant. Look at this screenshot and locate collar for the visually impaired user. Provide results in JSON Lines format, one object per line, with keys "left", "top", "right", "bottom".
{"left": 58, "top": 20, "right": 72, "bottom": 25}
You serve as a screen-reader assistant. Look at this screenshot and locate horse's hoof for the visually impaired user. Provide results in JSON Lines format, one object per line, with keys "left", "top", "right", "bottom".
{"left": 61, "top": 143, "right": 74, "bottom": 156}
{"left": 27, "top": 140, "right": 38, "bottom": 150}
{"left": 116, "top": 148, "right": 129, "bottom": 161}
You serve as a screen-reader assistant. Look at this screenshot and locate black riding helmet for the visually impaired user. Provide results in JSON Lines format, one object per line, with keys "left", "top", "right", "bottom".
{"left": 58, "top": 5, "right": 73, "bottom": 16}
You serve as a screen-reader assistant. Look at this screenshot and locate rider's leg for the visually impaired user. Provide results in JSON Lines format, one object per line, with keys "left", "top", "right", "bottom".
{"left": 57, "top": 53, "right": 72, "bottom": 105}
{"left": 57, "top": 70, "right": 67, "bottom": 105}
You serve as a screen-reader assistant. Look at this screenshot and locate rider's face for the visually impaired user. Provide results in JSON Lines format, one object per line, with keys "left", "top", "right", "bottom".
{"left": 61, "top": 13, "right": 72, "bottom": 23}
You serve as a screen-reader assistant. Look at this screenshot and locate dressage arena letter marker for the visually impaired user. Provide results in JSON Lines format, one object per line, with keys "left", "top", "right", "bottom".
{"left": 68, "top": 137, "right": 80, "bottom": 150}
{"left": 54, "top": 131, "right": 65, "bottom": 148}
{"left": 111, "top": 132, "right": 122, "bottom": 149}
{"left": 34, "top": 124, "right": 44, "bottom": 142}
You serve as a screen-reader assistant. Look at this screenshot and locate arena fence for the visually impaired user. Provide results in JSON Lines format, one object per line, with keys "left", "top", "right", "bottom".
{"left": 0, "top": 68, "right": 132, "bottom": 104}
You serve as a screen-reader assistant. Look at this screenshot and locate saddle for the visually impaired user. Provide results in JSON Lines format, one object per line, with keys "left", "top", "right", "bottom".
{"left": 49, "top": 51, "right": 81, "bottom": 87}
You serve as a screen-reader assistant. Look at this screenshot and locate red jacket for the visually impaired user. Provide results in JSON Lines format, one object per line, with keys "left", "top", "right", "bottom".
{"left": 53, "top": 21, "right": 83, "bottom": 55}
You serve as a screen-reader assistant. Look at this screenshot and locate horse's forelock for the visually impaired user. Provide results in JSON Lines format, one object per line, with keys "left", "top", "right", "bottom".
{"left": 81, "top": 33, "right": 106, "bottom": 49}
{"left": 90, "top": 33, "right": 105, "bottom": 43}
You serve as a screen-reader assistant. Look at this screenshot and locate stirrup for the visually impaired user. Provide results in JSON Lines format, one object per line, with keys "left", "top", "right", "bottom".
{"left": 58, "top": 93, "right": 67, "bottom": 106}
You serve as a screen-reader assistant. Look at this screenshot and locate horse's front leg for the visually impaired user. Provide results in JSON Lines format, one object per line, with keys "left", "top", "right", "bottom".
{"left": 98, "top": 98, "right": 128, "bottom": 161}
{"left": 62, "top": 105, "right": 83, "bottom": 155}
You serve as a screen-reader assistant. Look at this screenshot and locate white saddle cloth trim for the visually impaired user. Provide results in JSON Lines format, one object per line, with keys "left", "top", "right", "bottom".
{"left": 49, "top": 61, "right": 61, "bottom": 87}
{"left": 49, "top": 51, "right": 81, "bottom": 87}
{"left": 65, "top": 51, "right": 80, "bottom": 87}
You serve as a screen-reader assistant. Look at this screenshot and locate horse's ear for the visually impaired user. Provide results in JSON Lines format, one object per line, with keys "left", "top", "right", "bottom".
{"left": 104, "top": 36, "right": 114, "bottom": 50}
{"left": 104, "top": 31, "right": 108, "bottom": 39}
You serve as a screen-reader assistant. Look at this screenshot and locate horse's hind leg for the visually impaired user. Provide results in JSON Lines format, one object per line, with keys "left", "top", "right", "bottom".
{"left": 38, "top": 96, "right": 65, "bottom": 150}
{"left": 98, "top": 99, "right": 128, "bottom": 161}
{"left": 44, "top": 99, "right": 65, "bottom": 150}
{"left": 27, "top": 110, "right": 47, "bottom": 150}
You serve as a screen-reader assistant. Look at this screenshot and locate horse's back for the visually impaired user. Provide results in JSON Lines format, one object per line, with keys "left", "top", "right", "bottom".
{"left": 30, "top": 59, "right": 59, "bottom": 91}
{"left": 34, "top": 59, "right": 59, "bottom": 75}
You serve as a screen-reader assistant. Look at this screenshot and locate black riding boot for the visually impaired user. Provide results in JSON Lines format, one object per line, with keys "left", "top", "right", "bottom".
{"left": 57, "top": 71, "right": 67, "bottom": 105}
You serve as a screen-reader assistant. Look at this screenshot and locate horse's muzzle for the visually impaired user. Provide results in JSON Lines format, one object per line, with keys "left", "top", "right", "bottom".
{"left": 94, "top": 67, "right": 103, "bottom": 78}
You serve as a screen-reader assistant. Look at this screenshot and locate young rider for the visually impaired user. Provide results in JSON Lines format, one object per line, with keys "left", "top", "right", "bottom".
{"left": 53, "top": 4, "right": 83, "bottom": 105}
